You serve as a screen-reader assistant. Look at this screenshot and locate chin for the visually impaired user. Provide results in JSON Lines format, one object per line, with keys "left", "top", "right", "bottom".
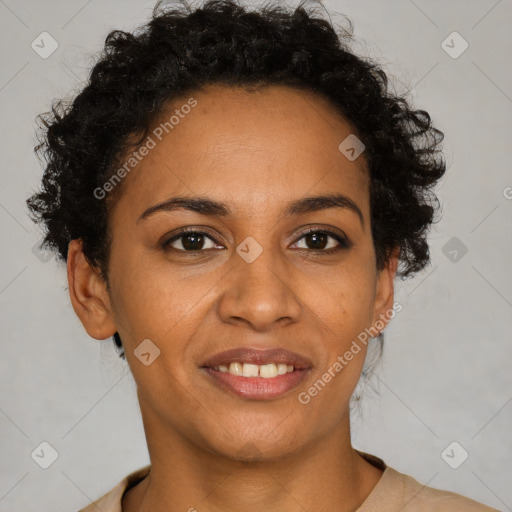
{"left": 198, "top": 423, "right": 307, "bottom": 463}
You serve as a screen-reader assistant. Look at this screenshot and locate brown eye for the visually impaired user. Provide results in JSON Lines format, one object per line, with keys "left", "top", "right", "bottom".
{"left": 163, "top": 230, "right": 220, "bottom": 252}
{"left": 293, "top": 229, "right": 351, "bottom": 253}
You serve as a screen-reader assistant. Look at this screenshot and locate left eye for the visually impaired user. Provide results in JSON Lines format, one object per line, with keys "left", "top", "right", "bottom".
{"left": 293, "top": 230, "right": 349, "bottom": 252}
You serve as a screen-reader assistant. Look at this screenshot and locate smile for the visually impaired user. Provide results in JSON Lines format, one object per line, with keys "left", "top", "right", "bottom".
{"left": 212, "top": 362, "right": 295, "bottom": 377}
{"left": 201, "top": 365, "right": 311, "bottom": 400}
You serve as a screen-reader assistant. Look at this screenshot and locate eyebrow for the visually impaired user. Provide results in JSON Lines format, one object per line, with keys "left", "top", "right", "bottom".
{"left": 137, "top": 193, "right": 364, "bottom": 228}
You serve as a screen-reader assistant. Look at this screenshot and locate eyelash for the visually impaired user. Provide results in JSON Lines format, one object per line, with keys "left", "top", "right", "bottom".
{"left": 161, "top": 227, "right": 351, "bottom": 255}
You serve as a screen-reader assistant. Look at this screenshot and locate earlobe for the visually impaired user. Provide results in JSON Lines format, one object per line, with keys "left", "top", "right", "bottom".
{"left": 67, "top": 239, "right": 117, "bottom": 340}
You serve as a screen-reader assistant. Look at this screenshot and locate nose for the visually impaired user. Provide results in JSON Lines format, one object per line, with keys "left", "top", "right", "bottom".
{"left": 216, "top": 248, "right": 302, "bottom": 331}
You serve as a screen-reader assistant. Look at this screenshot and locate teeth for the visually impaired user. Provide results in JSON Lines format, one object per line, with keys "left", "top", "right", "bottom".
{"left": 278, "top": 364, "right": 288, "bottom": 375}
{"left": 229, "top": 362, "right": 243, "bottom": 376}
{"left": 213, "top": 362, "right": 296, "bottom": 378}
{"left": 260, "top": 363, "right": 277, "bottom": 378}
{"left": 242, "top": 363, "right": 259, "bottom": 377}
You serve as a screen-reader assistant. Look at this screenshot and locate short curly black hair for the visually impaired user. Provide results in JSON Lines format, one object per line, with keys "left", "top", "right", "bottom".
{"left": 26, "top": 0, "right": 445, "bottom": 309}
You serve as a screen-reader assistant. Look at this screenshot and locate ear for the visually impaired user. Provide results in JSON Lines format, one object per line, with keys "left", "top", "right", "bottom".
{"left": 67, "top": 238, "right": 117, "bottom": 340}
{"left": 370, "top": 246, "right": 400, "bottom": 332}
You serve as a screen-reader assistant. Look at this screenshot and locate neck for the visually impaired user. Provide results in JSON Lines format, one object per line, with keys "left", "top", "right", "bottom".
{"left": 122, "top": 400, "right": 382, "bottom": 512}
{"left": 123, "top": 405, "right": 383, "bottom": 512}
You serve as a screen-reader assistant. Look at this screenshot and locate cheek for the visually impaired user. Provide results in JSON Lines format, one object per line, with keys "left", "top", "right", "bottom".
{"left": 109, "top": 241, "right": 180, "bottom": 315}
{"left": 107, "top": 255, "right": 218, "bottom": 378}
{"left": 312, "top": 268, "right": 376, "bottom": 332}
{"left": 308, "top": 272, "right": 376, "bottom": 392}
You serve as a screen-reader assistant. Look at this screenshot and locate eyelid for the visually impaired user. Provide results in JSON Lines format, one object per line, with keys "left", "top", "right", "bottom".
{"left": 161, "top": 226, "right": 223, "bottom": 249}
{"left": 294, "top": 225, "right": 349, "bottom": 241}
{"left": 290, "top": 226, "right": 351, "bottom": 252}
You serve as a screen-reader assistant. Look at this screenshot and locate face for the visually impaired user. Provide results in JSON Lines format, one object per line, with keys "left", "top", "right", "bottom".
{"left": 69, "top": 84, "right": 397, "bottom": 461}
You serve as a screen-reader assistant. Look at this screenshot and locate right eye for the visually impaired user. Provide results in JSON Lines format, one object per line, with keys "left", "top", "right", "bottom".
{"left": 162, "top": 229, "right": 222, "bottom": 252}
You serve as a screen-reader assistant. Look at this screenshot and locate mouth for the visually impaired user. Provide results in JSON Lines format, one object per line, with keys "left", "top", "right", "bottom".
{"left": 200, "top": 347, "right": 312, "bottom": 400}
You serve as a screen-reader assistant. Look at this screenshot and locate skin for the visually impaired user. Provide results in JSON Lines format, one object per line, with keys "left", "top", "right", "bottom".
{"left": 68, "top": 84, "right": 399, "bottom": 512}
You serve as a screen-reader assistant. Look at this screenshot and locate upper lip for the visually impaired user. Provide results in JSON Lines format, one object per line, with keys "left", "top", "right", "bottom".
{"left": 201, "top": 348, "right": 312, "bottom": 370}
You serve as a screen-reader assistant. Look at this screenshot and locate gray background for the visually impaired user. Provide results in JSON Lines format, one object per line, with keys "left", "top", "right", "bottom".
{"left": 1, "top": 0, "right": 511, "bottom": 510}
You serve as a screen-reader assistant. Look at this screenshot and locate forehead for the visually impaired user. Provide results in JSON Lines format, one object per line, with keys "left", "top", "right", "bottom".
{"left": 112, "top": 84, "right": 370, "bottom": 221}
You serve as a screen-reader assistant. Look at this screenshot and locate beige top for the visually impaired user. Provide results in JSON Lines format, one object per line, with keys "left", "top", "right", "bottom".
{"left": 77, "top": 451, "right": 500, "bottom": 511}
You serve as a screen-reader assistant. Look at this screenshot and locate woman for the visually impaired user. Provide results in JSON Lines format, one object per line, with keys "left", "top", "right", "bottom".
{"left": 26, "top": 0, "right": 500, "bottom": 510}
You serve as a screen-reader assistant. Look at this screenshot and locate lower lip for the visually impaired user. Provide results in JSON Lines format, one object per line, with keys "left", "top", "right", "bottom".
{"left": 201, "top": 367, "right": 311, "bottom": 400}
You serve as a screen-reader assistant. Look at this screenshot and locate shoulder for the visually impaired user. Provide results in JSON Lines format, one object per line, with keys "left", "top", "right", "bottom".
{"left": 383, "top": 466, "right": 500, "bottom": 511}
{"left": 356, "top": 450, "right": 500, "bottom": 512}
{"left": 76, "top": 465, "right": 151, "bottom": 512}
